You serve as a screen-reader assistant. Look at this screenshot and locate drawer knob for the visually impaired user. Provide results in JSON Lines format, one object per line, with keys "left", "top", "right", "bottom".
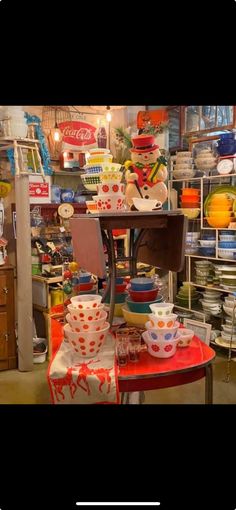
{"left": 2, "top": 287, "right": 8, "bottom": 294}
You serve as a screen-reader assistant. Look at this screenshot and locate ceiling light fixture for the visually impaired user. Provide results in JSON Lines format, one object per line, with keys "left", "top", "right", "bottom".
{"left": 106, "top": 106, "right": 112, "bottom": 122}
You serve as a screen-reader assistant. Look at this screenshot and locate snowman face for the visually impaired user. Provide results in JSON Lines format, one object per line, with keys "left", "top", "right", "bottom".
{"left": 131, "top": 147, "right": 160, "bottom": 165}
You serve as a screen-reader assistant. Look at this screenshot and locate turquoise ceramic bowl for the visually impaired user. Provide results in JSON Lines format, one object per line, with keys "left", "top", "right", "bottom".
{"left": 99, "top": 290, "right": 128, "bottom": 304}
{"left": 126, "top": 296, "right": 163, "bottom": 313}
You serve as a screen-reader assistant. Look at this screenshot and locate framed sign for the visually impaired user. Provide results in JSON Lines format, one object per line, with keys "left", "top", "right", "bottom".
{"left": 183, "top": 319, "right": 212, "bottom": 345}
{"left": 59, "top": 111, "right": 108, "bottom": 151}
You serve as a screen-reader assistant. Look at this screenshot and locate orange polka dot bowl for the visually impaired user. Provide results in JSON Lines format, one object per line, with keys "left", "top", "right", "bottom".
{"left": 145, "top": 321, "right": 180, "bottom": 342}
{"left": 63, "top": 322, "right": 110, "bottom": 357}
{"left": 67, "top": 303, "right": 105, "bottom": 321}
{"left": 66, "top": 310, "right": 107, "bottom": 333}
{"left": 148, "top": 313, "right": 178, "bottom": 329}
{"left": 142, "top": 331, "right": 180, "bottom": 359}
{"left": 70, "top": 294, "right": 102, "bottom": 310}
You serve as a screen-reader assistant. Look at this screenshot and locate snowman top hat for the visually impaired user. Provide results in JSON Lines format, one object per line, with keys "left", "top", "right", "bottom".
{"left": 130, "top": 134, "right": 159, "bottom": 153}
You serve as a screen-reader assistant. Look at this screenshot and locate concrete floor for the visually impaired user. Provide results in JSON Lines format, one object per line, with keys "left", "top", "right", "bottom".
{"left": 0, "top": 351, "right": 236, "bottom": 404}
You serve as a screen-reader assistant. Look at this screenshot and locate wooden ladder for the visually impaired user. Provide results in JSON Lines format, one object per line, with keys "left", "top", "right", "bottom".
{"left": 0, "top": 137, "right": 45, "bottom": 180}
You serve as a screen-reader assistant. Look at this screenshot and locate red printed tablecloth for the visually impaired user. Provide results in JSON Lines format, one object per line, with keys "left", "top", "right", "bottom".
{"left": 47, "top": 332, "right": 119, "bottom": 404}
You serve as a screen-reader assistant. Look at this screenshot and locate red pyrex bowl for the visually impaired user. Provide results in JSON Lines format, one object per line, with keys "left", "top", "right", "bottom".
{"left": 128, "top": 287, "right": 158, "bottom": 302}
{"left": 102, "top": 282, "right": 127, "bottom": 293}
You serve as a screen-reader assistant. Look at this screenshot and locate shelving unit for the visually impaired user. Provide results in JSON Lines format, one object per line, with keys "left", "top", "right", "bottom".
{"left": 168, "top": 152, "right": 236, "bottom": 359}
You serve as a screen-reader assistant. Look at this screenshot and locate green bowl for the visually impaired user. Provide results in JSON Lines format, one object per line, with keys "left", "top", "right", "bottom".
{"left": 126, "top": 296, "right": 163, "bottom": 313}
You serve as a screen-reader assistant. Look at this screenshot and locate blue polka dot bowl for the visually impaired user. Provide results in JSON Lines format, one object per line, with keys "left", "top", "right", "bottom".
{"left": 142, "top": 331, "right": 181, "bottom": 358}
{"left": 145, "top": 321, "right": 180, "bottom": 342}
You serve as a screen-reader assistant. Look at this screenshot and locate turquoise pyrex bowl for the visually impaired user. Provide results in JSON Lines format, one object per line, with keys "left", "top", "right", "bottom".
{"left": 126, "top": 296, "right": 163, "bottom": 313}
{"left": 99, "top": 290, "right": 128, "bottom": 304}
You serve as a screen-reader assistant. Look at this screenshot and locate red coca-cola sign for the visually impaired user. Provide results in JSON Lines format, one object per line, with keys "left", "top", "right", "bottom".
{"left": 58, "top": 121, "right": 97, "bottom": 147}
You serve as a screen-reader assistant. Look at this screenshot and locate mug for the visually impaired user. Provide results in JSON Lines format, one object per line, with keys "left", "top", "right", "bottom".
{"left": 61, "top": 188, "right": 75, "bottom": 202}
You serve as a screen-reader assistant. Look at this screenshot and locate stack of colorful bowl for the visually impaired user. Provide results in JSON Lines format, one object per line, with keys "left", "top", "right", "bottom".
{"left": 100, "top": 277, "right": 128, "bottom": 317}
{"left": 221, "top": 295, "right": 236, "bottom": 346}
{"left": 142, "top": 302, "right": 195, "bottom": 357}
{"left": 122, "top": 277, "right": 163, "bottom": 327}
{"left": 175, "top": 281, "right": 201, "bottom": 307}
{"left": 180, "top": 187, "right": 200, "bottom": 220}
{"left": 198, "top": 234, "right": 216, "bottom": 257}
{"left": 78, "top": 271, "right": 96, "bottom": 295}
{"left": 205, "top": 193, "right": 234, "bottom": 229}
{"left": 93, "top": 164, "right": 125, "bottom": 212}
{"left": 218, "top": 230, "right": 236, "bottom": 260}
{"left": 82, "top": 149, "right": 112, "bottom": 192}
{"left": 65, "top": 294, "right": 110, "bottom": 357}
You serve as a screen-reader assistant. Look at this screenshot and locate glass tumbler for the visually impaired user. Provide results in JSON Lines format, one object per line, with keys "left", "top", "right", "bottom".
{"left": 116, "top": 339, "right": 129, "bottom": 367}
{"left": 128, "top": 333, "right": 141, "bottom": 363}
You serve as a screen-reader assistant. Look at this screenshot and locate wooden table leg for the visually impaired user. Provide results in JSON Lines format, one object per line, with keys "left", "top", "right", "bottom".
{"left": 205, "top": 363, "right": 213, "bottom": 404}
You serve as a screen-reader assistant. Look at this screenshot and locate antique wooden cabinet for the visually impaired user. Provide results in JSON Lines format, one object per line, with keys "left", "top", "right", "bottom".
{"left": 0, "top": 265, "right": 17, "bottom": 370}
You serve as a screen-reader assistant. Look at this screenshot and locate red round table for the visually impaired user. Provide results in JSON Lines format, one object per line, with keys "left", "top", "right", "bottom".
{"left": 118, "top": 336, "right": 215, "bottom": 404}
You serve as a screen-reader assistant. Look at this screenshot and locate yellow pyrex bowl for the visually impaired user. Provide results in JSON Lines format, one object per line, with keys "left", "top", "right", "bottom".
{"left": 122, "top": 305, "right": 149, "bottom": 326}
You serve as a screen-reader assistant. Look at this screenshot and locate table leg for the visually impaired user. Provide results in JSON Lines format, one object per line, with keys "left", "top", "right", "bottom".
{"left": 205, "top": 363, "right": 213, "bottom": 404}
{"left": 107, "top": 229, "right": 116, "bottom": 326}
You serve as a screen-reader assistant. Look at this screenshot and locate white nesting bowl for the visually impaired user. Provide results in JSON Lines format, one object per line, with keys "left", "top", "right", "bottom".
{"left": 224, "top": 297, "right": 236, "bottom": 308}
{"left": 222, "top": 331, "right": 236, "bottom": 342}
{"left": 148, "top": 313, "right": 178, "bottom": 329}
{"left": 223, "top": 304, "right": 236, "bottom": 317}
{"left": 222, "top": 324, "right": 236, "bottom": 334}
{"left": 133, "top": 197, "right": 162, "bottom": 211}
{"left": 66, "top": 311, "right": 107, "bottom": 332}
{"left": 199, "top": 240, "right": 216, "bottom": 247}
{"left": 149, "top": 302, "right": 174, "bottom": 317}
{"left": 70, "top": 294, "right": 102, "bottom": 310}
{"left": 177, "top": 328, "right": 194, "bottom": 347}
{"left": 218, "top": 248, "right": 235, "bottom": 260}
{"left": 174, "top": 163, "right": 195, "bottom": 170}
{"left": 64, "top": 322, "right": 110, "bottom": 357}
{"left": 142, "top": 331, "right": 180, "bottom": 358}
{"left": 145, "top": 321, "right": 180, "bottom": 342}
{"left": 173, "top": 170, "right": 196, "bottom": 180}
{"left": 93, "top": 194, "right": 125, "bottom": 212}
{"left": 67, "top": 303, "right": 104, "bottom": 321}
{"left": 220, "top": 235, "right": 236, "bottom": 242}
{"left": 176, "top": 151, "right": 192, "bottom": 158}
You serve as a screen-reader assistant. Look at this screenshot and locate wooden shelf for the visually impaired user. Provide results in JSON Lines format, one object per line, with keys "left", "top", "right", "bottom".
{"left": 29, "top": 203, "right": 86, "bottom": 209}
{"left": 189, "top": 282, "right": 236, "bottom": 294}
{"left": 52, "top": 171, "right": 84, "bottom": 176}
{"left": 185, "top": 254, "right": 236, "bottom": 263}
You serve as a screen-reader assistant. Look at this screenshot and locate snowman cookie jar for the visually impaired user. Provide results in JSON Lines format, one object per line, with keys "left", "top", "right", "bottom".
{"left": 124, "top": 134, "right": 168, "bottom": 207}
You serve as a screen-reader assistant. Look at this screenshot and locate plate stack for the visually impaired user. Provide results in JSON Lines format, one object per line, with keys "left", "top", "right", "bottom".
{"left": 65, "top": 294, "right": 110, "bottom": 357}
{"left": 173, "top": 151, "right": 195, "bottom": 180}
{"left": 219, "top": 265, "right": 236, "bottom": 290}
{"left": 122, "top": 277, "right": 163, "bottom": 327}
{"left": 219, "top": 295, "right": 236, "bottom": 347}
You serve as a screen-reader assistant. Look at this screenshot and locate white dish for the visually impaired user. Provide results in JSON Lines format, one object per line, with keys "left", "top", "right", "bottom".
{"left": 199, "top": 240, "right": 216, "bottom": 247}
{"left": 223, "top": 304, "right": 236, "bottom": 317}
{"left": 176, "top": 151, "right": 192, "bottom": 157}
{"left": 222, "top": 331, "right": 236, "bottom": 341}
{"left": 217, "top": 159, "right": 234, "bottom": 175}
{"left": 218, "top": 248, "right": 235, "bottom": 260}
{"left": 215, "top": 337, "right": 236, "bottom": 348}
{"left": 133, "top": 197, "right": 162, "bottom": 211}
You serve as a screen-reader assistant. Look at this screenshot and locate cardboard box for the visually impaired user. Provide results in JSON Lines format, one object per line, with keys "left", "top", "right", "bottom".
{"left": 29, "top": 175, "right": 51, "bottom": 204}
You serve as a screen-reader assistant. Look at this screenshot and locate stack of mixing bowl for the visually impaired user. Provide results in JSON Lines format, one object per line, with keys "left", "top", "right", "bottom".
{"left": 122, "top": 277, "right": 163, "bottom": 327}
{"left": 99, "top": 277, "right": 128, "bottom": 317}
{"left": 173, "top": 151, "right": 196, "bottom": 180}
{"left": 175, "top": 282, "right": 200, "bottom": 307}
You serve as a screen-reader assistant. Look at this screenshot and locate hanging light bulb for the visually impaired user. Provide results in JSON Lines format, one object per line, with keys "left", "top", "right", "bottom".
{"left": 106, "top": 106, "right": 112, "bottom": 122}
{"left": 51, "top": 108, "right": 63, "bottom": 142}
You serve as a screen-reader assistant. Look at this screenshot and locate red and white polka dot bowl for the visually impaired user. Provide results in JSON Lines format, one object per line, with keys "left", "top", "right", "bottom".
{"left": 148, "top": 313, "right": 178, "bottom": 329}
{"left": 142, "top": 331, "right": 180, "bottom": 358}
{"left": 93, "top": 194, "right": 125, "bottom": 212}
{"left": 66, "top": 310, "right": 107, "bottom": 332}
{"left": 97, "top": 183, "right": 125, "bottom": 195}
{"left": 64, "top": 322, "right": 110, "bottom": 357}
{"left": 70, "top": 294, "right": 102, "bottom": 310}
{"left": 67, "top": 303, "right": 104, "bottom": 321}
